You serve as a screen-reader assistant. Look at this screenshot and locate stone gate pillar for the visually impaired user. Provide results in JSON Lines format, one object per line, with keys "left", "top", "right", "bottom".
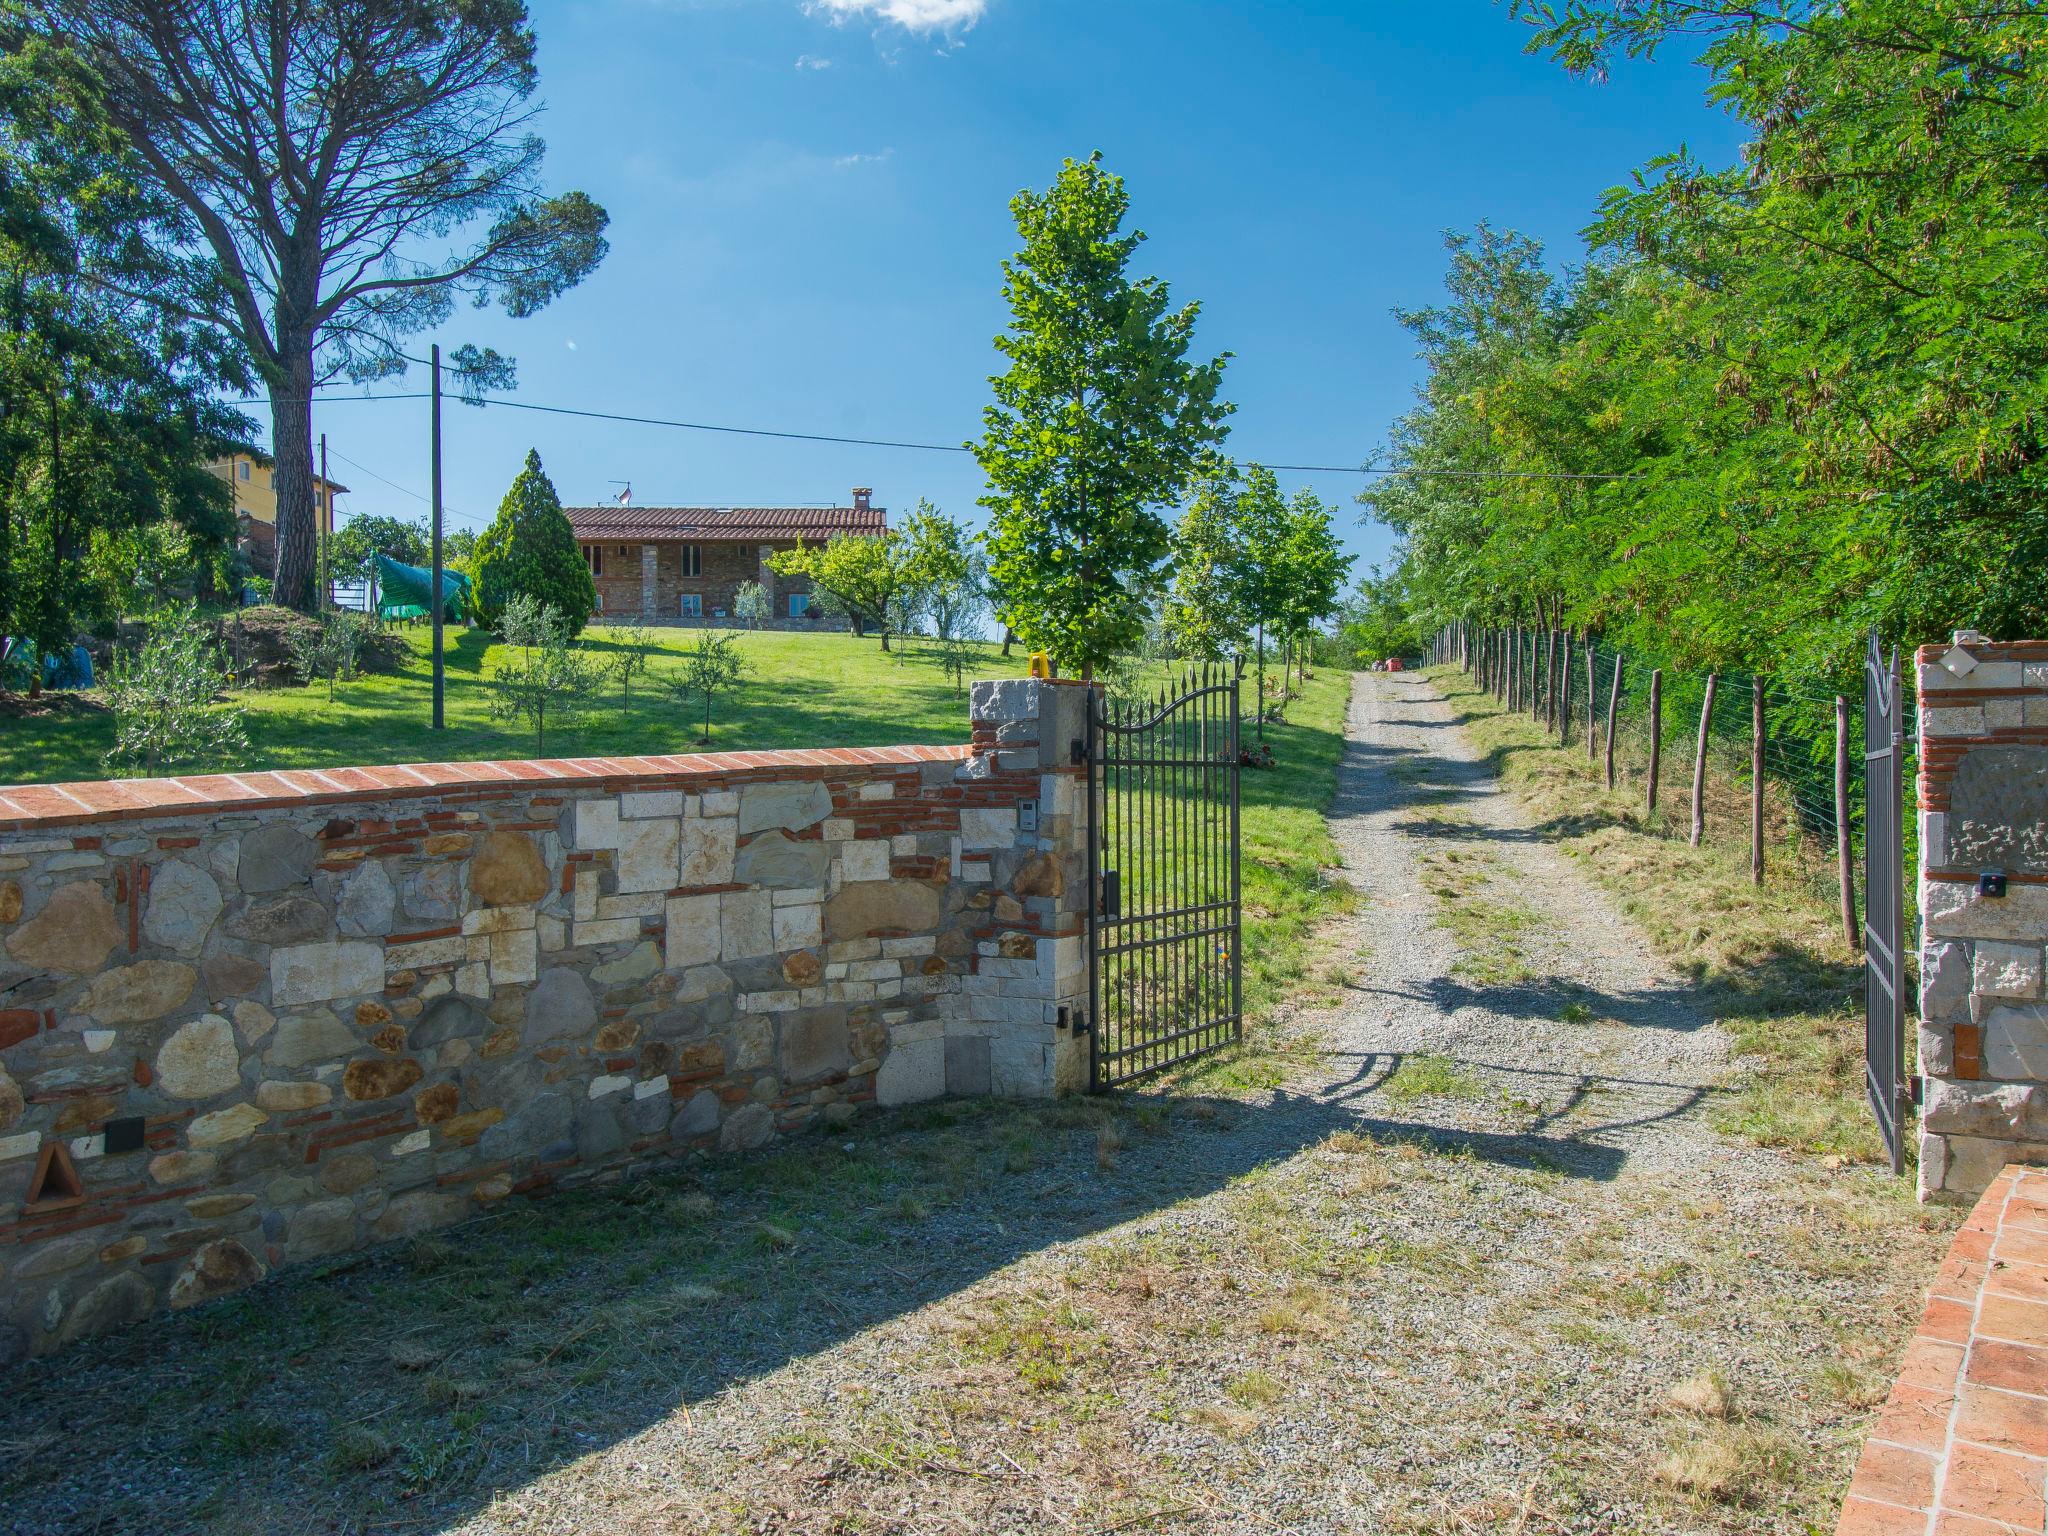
{"left": 1916, "top": 633, "right": 2048, "bottom": 1200}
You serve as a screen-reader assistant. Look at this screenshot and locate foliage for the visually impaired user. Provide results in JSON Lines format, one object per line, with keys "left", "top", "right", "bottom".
{"left": 32, "top": 0, "right": 610, "bottom": 610}
{"left": 769, "top": 528, "right": 923, "bottom": 651}
{"left": 472, "top": 450, "right": 595, "bottom": 637}
{"left": 609, "top": 624, "right": 656, "bottom": 702}
{"left": 486, "top": 594, "right": 603, "bottom": 756}
{"left": 974, "top": 153, "right": 1234, "bottom": 676}
{"left": 1335, "top": 570, "right": 1424, "bottom": 665}
{"left": 0, "top": 30, "right": 245, "bottom": 655}
{"left": 1163, "top": 464, "right": 1249, "bottom": 661}
{"left": 331, "top": 516, "right": 430, "bottom": 584}
{"left": 903, "top": 508, "right": 989, "bottom": 692}
{"left": 287, "top": 611, "right": 373, "bottom": 703}
{"left": 102, "top": 606, "right": 248, "bottom": 776}
{"left": 443, "top": 528, "right": 480, "bottom": 575}
{"left": 666, "top": 631, "right": 747, "bottom": 745}
{"left": 732, "top": 581, "right": 771, "bottom": 630}
{"left": 1368, "top": 1, "right": 2048, "bottom": 697}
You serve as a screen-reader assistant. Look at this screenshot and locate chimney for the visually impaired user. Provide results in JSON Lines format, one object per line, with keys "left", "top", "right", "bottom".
{"left": 852, "top": 487, "right": 872, "bottom": 514}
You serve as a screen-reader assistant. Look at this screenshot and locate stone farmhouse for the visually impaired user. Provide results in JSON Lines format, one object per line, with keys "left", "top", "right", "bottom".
{"left": 566, "top": 489, "right": 885, "bottom": 627}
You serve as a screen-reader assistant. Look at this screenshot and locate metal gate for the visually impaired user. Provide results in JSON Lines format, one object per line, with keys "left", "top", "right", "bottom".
{"left": 1865, "top": 632, "right": 1907, "bottom": 1176}
{"left": 1085, "top": 667, "right": 1244, "bottom": 1089}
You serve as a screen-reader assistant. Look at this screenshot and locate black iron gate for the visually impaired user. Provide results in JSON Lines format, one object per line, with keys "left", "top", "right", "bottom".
{"left": 1085, "top": 667, "right": 1244, "bottom": 1089}
{"left": 1865, "top": 632, "right": 1907, "bottom": 1176}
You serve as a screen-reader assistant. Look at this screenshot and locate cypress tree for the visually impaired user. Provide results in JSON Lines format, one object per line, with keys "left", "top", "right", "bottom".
{"left": 472, "top": 449, "right": 597, "bottom": 636}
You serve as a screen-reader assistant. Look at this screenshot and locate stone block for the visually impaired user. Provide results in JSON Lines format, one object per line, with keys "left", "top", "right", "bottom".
{"left": 824, "top": 880, "right": 940, "bottom": 941}
{"left": 720, "top": 890, "right": 774, "bottom": 960}
{"left": 616, "top": 817, "right": 680, "bottom": 894}
{"left": 238, "top": 823, "right": 315, "bottom": 893}
{"left": 335, "top": 861, "right": 396, "bottom": 939}
{"left": 946, "top": 1034, "right": 992, "bottom": 1096}
{"left": 665, "top": 893, "right": 720, "bottom": 970}
{"left": 679, "top": 818, "right": 739, "bottom": 887}
{"left": 622, "top": 791, "right": 684, "bottom": 819}
{"left": 523, "top": 967, "right": 597, "bottom": 1045}
{"left": 6, "top": 881, "right": 121, "bottom": 973}
{"left": 83, "top": 960, "right": 197, "bottom": 1023}
{"left": 991, "top": 1036, "right": 1051, "bottom": 1097}
{"left": 702, "top": 790, "right": 739, "bottom": 818}
{"left": 144, "top": 859, "right": 224, "bottom": 954}
{"left": 733, "top": 830, "right": 826, "bottom": 889}
{"left": 1983, "top": 1004, "right": 2048, "bottom": 1081}
{"left": 266, "top": 1009, "right": 357, "bottom": 1069}
{"left": 1923, "top": 941, "right": 1971, "bottom": 1024}
{"left": 574, "top": 799, "right": 620, "bottom": 850}
{"left": 572, "top": 917, "right": 640, "bottom": 948}
{"left": 1925, "top": 878, "right": 2048, "bottom": 942}
{"left": 739, "top": 781, "right": 833, "bottom": 836}
{"left": 1975, "top": 941, "right": 2045, "bottom": 1000}
{"left": 959, "top": 807, "right": 1018, "bottom": 851}
{"left": 156, "top": 1015, "right": 242, "bottom": 1100}
{"left": 1923, "top": 1077, "right": 2039, "bottom": 1137}
{"left": 970, "top": 678, "right": 1038, "bottom": 726}
{"left": 840, "top": 840, "right": 890, "bottom": 881}
{"left": 876, "top": 1036, "right": 943, "bottom": 1105}
{"left": 1924, "top": 704, "right": 1988, "bottom": 737}
{"left": 489, "top": 927, "right": 539, "bottom": 985}
{"left": 780, "top": 1008, "right": 850, "bottom": 1083}
{"left": 772, "top": 902, "right": 822, "bottom": 951}
{"left": 858, "top": 780, "right": 894, "bottom": 802}
{"left": 1930, "top": 1133, "right": 2014, "bottom": 1203}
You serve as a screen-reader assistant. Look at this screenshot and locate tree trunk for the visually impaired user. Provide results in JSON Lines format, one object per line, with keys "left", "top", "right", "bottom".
{"left": 269, "top": 351, "right": 319, "bottom": 613}
{"left": 1691, "top": 674, "right": 1717, "bottom": 848}
{"left": 1836, "top": 695, "right": 1860, "bottom": 950}
{"left": 1002, "top": 626, "right": 1015, "bottom": 658}
{"left": 1256, "top": 623, "right": 1266, "bottom": 741}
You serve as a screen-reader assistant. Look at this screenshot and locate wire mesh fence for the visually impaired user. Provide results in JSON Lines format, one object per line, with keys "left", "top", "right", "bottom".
{"left": 1430, "top": 625, "right": 1918, "bottom": 941}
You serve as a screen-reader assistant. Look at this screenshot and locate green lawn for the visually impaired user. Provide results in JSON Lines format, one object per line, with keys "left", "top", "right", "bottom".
{"left": 1, "top": 626, "right": 1011, "bottom": 787}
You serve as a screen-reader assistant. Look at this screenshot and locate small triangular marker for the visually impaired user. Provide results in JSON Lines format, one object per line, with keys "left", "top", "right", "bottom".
{"left": 24, "top": 1139, "right": 84, "bottom": 1212}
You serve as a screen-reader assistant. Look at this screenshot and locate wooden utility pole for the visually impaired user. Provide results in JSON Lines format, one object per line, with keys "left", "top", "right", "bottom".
{"left": 1647, "top": 670, "right": 1663, "bottom": 815}
{"left": 1691, "top": 674, "right": 1717, "bottom": 848}
{"left": 1751, "top": 676, "right": 1766, "bottom": 885}
{"left": 430, "top": 344, "right": 445, "bottom": 732}
{"left": 1605, "top": 655, "right": 1624, "bottom": 791}
{"left": 1836, "top": 695, "right": 1860, "bottom": 949}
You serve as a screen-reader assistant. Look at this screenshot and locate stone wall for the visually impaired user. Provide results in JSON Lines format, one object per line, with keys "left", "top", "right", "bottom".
{"left": 0, "top": 679, "right": 1091, "bottom": 1362}
{"left": 1917, "top": 634, "right": 2048, "bottom": 1201}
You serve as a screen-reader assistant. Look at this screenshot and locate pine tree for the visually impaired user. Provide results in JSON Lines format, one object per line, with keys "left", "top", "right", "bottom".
{"left": 472, "top": 449, "right": 596, "bottom": 636}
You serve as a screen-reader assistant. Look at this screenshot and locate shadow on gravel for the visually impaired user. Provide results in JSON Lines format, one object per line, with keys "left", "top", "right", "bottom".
{"left": 0, "top": 1060, "right": 1608, "bottom": 1536}
{"left": 1344, "top": 973, "right": 1710, "bottom": 1036}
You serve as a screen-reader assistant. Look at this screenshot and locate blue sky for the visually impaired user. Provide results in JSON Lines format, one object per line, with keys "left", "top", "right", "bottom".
{"left": 294, "top": 0, "right": 1745, "bottom": 582}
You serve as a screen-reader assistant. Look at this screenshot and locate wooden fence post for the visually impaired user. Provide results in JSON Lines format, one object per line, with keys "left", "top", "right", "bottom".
{"left": 1647, "top": 669, "right": 1663, "bottom": 815}
{"left": 1560, "top": 631, "right": 1573, "bottom": 745}
{"left": 1544, "top": 629, "right": 1557, "bottom": 733}
{"left": 1605, "top": 655, "right": 1624, "bottom": 790}
{"left": 1585, "top": 639, "right": 1597, "bottom": 761}
{"left": 1509, "top": 628, "right": 1520, "bottom": 712}
{"left": 1691, "top": 673, "right": 1717, "bottom": 848}
{"left": 1751, "top": 676, "right": 1766, "bottom": 885}
{"left": 1836, "top": 694, "right": 1860, "bottom": 950}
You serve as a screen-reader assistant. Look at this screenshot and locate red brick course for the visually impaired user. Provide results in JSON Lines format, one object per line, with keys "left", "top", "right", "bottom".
{"left": 1839, "top": 1165, "right": 2048, "bottom": 1534}
{"left": 0, "top": 742, "right": 972, "bottom": 834}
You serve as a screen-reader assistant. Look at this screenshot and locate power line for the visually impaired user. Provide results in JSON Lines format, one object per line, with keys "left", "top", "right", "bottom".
{"left": 230, "top": 386, "right": 1640, "bottom": 482}
{"left": 324, "top": 448, "right": 486, "bottom": 530}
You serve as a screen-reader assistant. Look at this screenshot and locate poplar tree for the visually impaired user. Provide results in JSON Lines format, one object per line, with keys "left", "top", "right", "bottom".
{"left": 974, "top": 154, "right": 1233, "bottom": 677}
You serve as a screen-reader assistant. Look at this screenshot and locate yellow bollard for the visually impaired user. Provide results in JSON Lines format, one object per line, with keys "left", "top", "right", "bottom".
{"left": 1028, "top": 651, "right": 1054, "bottom": 680}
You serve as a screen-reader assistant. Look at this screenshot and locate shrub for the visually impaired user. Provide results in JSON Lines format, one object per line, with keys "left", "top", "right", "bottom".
{"left": 665, "top": 631, "right": 746, "bottom": 745}
{"left": 732, "top": 581, "right": 770, "bottom": 629}
{"left": 103, "top": 606, "right": 248, "bottom": 776}
{"left": 471, "top": 449, "right": 595, "bottom": 636}
{"left": 487, "top": 594, "right": 605, "bottom": 755}
{"left": 286, "top": 611, "right": 372, "bottom": 701}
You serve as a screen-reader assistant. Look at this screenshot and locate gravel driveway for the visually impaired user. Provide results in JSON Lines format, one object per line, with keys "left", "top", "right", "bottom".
{"left": 0, "top": 671, "right": 1945, "bottom": 1536}
{"left": 448, "top": 670, "right": 1943, "bottom": 1535}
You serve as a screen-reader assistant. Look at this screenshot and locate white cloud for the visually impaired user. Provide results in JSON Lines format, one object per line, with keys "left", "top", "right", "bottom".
{"left": 807, "top": 0, "right": 986, "bottom": 35}
{"left": 833, "top": 149, "right": 893, "bottom": 169}
{"left": 795, "top": 53, "right": 833, "bottom": 69}
{"left": 565, "top": 339, "right": 579, "bottom": 351}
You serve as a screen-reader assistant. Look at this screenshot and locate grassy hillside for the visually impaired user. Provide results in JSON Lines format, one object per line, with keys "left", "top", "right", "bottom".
{"left": 0, "top": 627, "right": 1010, "bottom": 787}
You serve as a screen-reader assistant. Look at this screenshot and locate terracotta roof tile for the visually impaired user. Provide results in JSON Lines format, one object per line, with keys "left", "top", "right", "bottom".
{"left": 566, "top": 505, "right": 886, "bottom": 543}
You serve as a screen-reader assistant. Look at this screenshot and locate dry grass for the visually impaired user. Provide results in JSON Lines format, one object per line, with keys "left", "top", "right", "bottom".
{"left": 1423, "top": 667, "right": 1889, "bottom": 1164}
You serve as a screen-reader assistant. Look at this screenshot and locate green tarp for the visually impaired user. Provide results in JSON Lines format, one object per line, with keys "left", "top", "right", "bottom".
{"left": 372, "top": 553, "right": 470, "bottom": 623}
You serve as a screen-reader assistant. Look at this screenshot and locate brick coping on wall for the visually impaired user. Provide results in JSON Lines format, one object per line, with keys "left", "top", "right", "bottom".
{"left": 0, "top": 743, "right": 974, "bottom": 834}
{"left": 1836, "top": 1164, "right": 2048, "bottom": 1534}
